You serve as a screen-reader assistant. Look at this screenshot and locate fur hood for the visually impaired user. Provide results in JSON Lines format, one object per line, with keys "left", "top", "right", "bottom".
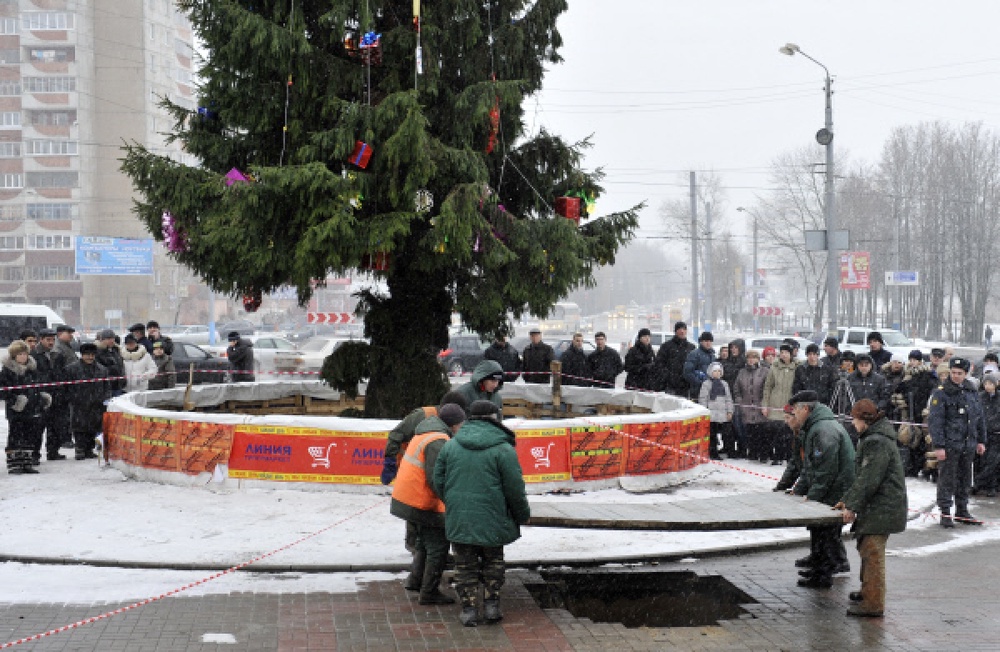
{"left": 121, "top": 346, "right": 149, "bottom": 362}
{"left": 2, "top": 354, "right": 37, "bottom": 376}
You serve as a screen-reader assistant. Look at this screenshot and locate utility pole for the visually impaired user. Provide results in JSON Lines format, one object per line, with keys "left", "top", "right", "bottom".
{"left": 704, "top": 201, "right": 712, "bottom": 333}
{"left": 689, "top": 172, "right": 699, "bottom": 331}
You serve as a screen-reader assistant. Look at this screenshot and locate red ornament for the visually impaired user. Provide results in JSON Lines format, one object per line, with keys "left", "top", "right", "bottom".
{"left": 348, "top": 140, "right": 373, "bottom": 169}
{"left": 486, "top": 97, "right": 500, "bottom": 153}
{"left": 243, "top": 290, "right": 262, "bottom": 313}
{"left": 555, "top": 196, "right": 581, "bottom": 223}
{"left": 362, "top": 252, "right": 390, "bottom": 271}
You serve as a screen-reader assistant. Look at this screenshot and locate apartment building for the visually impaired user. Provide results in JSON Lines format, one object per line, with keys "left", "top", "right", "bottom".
{"left": 0, "top": 0, "right": 199, "bottom": 327}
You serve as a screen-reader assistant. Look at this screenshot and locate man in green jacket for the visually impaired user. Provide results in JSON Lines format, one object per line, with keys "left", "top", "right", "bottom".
{"left": 433, "top": 400, "right": 531, "bottom": 628}
{"left": 835, "top": 399, "right": 907, "bottom": 618}
{"left": 787, "top": 390, "right": 856, "bottom": 588}
{"left": 455, "top": 360, "right": 504, "bottom": 418}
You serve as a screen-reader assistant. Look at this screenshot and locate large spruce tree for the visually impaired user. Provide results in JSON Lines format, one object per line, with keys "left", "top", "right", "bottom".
{"left": 122, "top": 0, "right": 640, "bottom": 417}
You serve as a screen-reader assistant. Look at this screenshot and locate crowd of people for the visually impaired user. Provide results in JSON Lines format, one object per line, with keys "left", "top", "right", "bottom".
{"left": 2, "top": 321, "right": 256, "bottom": 474}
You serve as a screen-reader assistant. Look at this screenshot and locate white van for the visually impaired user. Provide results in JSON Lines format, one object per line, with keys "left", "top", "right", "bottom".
{"left": 0, "top": 303, "right": 66, "bottom": 346}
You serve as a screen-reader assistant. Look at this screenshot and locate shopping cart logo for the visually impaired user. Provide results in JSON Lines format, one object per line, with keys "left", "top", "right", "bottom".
{"left": 531, "top": 442, "right": 554, "bottom": 469}
{"left": 308, "top": 442, "right": 338, "bottom": 468}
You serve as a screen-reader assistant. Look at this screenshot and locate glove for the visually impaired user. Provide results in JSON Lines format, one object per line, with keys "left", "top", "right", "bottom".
{"left": 11, "top": 394, "right": 27, "bottom": 412}
{"left": 39, "top": 392, "right": 51, "bottom": 410}
{"left": 380, "top": 456, "right": 398, "bottom": 485}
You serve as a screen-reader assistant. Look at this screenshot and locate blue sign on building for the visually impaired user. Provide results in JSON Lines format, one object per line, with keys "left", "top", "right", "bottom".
{"left": 75, "top": 237, "right": 154, "bottom": 275}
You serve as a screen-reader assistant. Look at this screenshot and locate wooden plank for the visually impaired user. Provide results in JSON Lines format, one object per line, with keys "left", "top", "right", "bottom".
{"left": 526, "top": 493, "right": 845, "bottom": 531}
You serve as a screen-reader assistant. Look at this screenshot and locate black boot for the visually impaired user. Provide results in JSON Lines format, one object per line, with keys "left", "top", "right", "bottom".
{"left": 459, "top": 605, "right": 478, "bottom": 627}
{"left": 404, "top": 550, "right": 426, "bottom": 591}
{"left": 484, "top": 598, "right": 503, "bottom": 623}
{"left": 418, "top": 552, "right": 453, "bottom": 605}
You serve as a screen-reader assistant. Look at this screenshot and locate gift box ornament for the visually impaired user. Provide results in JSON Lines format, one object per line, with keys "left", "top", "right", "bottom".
{"left": 348, "top": 141, "right": 373, "bottom": 169}
{"left": 243, "top": 290, "right": 262, "bottom": 313}
{"left": 225, "top": 167, "right": 252, "bottom": 187}
{"left": 359, "top": 31, "right": 383, "bottom": 65}
{"left": 555, "top": 196, "right": 581, "bottom": 223}
{"left": 362, "top": 251, "right": 390, "bottom": 271}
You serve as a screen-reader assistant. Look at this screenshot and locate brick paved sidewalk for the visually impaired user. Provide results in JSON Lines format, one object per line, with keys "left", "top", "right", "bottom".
{"left": 4, "top": 525, "right": 999, "bottom": 651}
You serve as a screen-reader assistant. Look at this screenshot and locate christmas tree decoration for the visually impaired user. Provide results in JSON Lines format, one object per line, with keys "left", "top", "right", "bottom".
{"left": 197, "top": 106, "right": 217, "bottom": 120}
{"left": 359, "top": 31, "right": 382, "bottom": 65}
{"left": 361, "top": 251, "right": 389, "bottom": 271}
{"left": 161, "top": 211, "right": 188, "bottom": 254}
{"left": 225, "top": 167, "right": 252, "bottom": 186}
{"left": 348, "top": 141, "right": 372, "bottom": 169}
{"left": 554, "top": 196, "right": 582, "bottom": 223}
{"left": 122, "top": 0, "right": 639, "bottom": 418}
{"left": 415, "top": 189, "right": 433, "bottom": 213}
{"left": 242, "top": 289, "right": 262, "bottom": 313}
{"left": 486, "top": 96, "right": 500, "bottom": 153}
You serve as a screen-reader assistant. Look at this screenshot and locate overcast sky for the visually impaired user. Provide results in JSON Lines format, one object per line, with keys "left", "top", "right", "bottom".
{"left": 532, "top": 0, "right": 1000, "bottom": 243}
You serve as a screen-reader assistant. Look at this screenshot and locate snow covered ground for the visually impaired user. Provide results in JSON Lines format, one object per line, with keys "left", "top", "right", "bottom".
{"left": 0, "top": 434, "right": 947, "bottom": 605}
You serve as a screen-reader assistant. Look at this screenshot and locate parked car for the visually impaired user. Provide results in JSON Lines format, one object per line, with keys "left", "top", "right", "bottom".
{"left": 742, "top": 336, "right": 814, "bottom": 356}
{"left": 272, "top": 336, "right": 348, "bottom": 375}
{"left": 219, "top": 320, "right": 256, "bottom": 337}
{"left": 438, "top": 335, "right": 488, "bottom": 374}
{"left": 552, "top": 338, "right": 596, "bottom": 361}
{"left": 160, "top": 324, "right": 211, "bottom": 345}
{"left": 250, "top": 336, "right": 298, "bottom": 375}
{"left": 286, "top": 323, "right": 363, "bottom": 344}
{"left": 170, "top": 342, "right": 232, "bottom": 385}
{"left": 837, "top": 327, "right": 921, "bottom": 358}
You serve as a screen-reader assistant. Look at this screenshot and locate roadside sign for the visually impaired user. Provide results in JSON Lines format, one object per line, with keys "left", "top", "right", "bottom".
{"left": 885, "top": 271, "right": 919, "bottom": 286}
{"left": 306, "top": 312, "right": 354, "bottom": 324}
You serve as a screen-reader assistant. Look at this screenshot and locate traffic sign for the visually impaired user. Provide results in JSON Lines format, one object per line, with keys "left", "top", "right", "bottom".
{"left": 306, "top": 312, "right": 355, "bottom": 324}
{"left": 885, "top": 270, "right": 919, "bottom": 286}
{"left": 752, "top": 307, "right": 783, "bottom": 316}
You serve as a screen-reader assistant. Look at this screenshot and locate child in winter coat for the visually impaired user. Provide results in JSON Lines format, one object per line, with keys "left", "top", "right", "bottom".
{"left": 699, "top": 361, "right": 734, "bottom": 460}
{"left": 147, "top": 341, "right": 177, "bottom": 390}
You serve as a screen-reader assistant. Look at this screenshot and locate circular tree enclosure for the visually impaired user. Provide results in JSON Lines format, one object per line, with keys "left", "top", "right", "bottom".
{"left": 104, "top": 380, "right": 709, "bottom": 493}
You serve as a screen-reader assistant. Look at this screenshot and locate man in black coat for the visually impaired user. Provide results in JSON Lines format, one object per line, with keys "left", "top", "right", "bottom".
{"left": 559, "top": 333, "right": 590, "bottom": 387}
{"left": 654, "top": 321, "right": 694, "bottom": 396}
{"left": 867, "top": 332, "right": 893, "bottom": 368}
{"left": 587, "top": 332, "right": 623, "bottom": 389}
{"left": 94, "top": 329, "right": 126, "bottom": 395}
{"left": 33, "top": 327, "right": 71, "bottom": 458}
{"left": 64, "top": 342, "right": 110, "bottom": 460}
{"left": 821, "top": 336, "right": 843, "bottom": 370}
{"left": 793, "top": 343, "right": 837, "bottom": 405}
{"left": 483, "top": 336, "right": 521, "bottom": 383}
{"left": 145, "top": 320, "right": 175, "bottom": 355}
{"left": 226, "top": 331, "right": 255, "bottom": 382}
{"left": 521, "top": 328, "right": 555, "bottom": 384}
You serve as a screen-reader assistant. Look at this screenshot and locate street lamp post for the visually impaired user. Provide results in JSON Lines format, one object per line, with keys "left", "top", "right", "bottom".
{"left": 780, "top": 42, "right": 838, "bottom": 336}
{"left": 736, "top": 206, "right": 758, "bottom": 333}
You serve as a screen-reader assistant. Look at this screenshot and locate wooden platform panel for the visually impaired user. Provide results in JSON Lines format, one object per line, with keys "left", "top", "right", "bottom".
{"left": 527, "top": 492, "right": 844, "bottom": 531}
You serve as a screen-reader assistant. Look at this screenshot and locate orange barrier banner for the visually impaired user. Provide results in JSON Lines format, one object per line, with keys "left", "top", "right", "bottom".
{"left": 569, "top": 424, "right": 624, "bottom": 481}
{"left": 179, "top": 421, "right": 234, "bottom": 475}
{"left": 625, "top": 421, "right": 679, "bottom": 475}
{"left": 138, "top": 417, "right": 180, "bottom": 471}
{"left": 678, "top": 417, "right": 711, "bottom": 469}
{"left": 513, "top": 428, "right": 571, "bottom": 483}
{"left": 227, "top": 425, "right": 388, "bottom": 484}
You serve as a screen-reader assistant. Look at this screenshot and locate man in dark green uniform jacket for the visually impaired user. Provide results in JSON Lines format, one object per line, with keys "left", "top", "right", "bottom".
{"left": 433, "top": 400, "right": 530, "bottom": 628}
{"left": 787, "top": 390, "right": 856, "bottom": 588}
{"left": 835, "top": 399, "right": 907, "bottom": 618}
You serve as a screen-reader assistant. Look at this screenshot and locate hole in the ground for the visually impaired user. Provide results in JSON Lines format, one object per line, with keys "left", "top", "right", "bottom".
{"left": 525, "top": 569, "right": 757, "bottom": 628}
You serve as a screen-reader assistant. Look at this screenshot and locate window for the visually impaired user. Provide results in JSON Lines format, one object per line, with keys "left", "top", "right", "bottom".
{"left": 0, "top": 18, "right": 18, "bottom": 35}
{"left": 0, "top": 142, "right": 21, "bottom": 157}
{"left": 25, "top": 140, "right": 77, "bottom": 155}
{"left": 0, "top": 173, "right": 22, "bottom": 188}
{"left": 0, "top": 49, "right": 19, "bottom": 64}
{"left": 154, "top": 269, "right": 161, "bottom": 286}
{"left": 26, "top": 171, "right": 78, "bottom": 188}
{"left": 27, "top": 265, "right": 76, "bottom": 281}
{"left": 29, "top": 111, "right": 76, "bottom": 126}
{"left": 0, "top": 205, "right": 22, "bottom": 220}
{"left": 0, "top": 80, "right": 20, "bottom": 96}
{"left": 28, "top": 48, "right": 73, "bottom": 63}
{"left": 1, "top": 267, "right": 22, "bottom": 281}
{"left": 27, "top": 235, "right": 71, "bottom": 249}
{"left": 0, "top": 236, "right": 23, "bottom": 249}
{"left": 22, "top": 13, "right": 75, "bottom": 30}
{"left": 27, "top": 203, "right": 75, "bottom": 220}
{"left": 847, "top": 331, "right": 866, "bottom": 346}
{"left": 55, "top": 299, "right": 72, "bottom": 313}
{"left": 23, "top": 77, "right": 75, "bottom": 93}
{"left": 0, "top": 112, "right": 20, "bottom": 127}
